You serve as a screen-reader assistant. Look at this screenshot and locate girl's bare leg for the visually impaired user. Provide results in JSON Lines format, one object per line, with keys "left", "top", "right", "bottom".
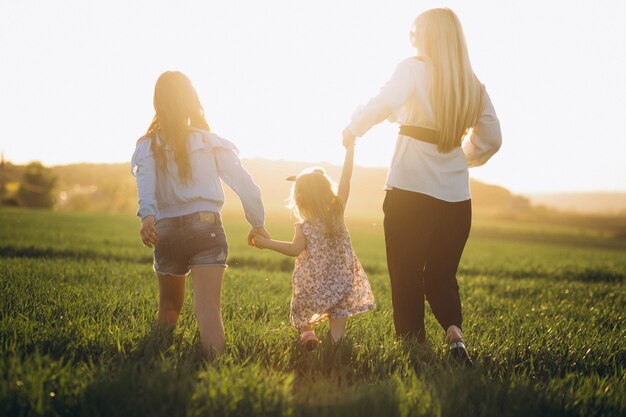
{"left": 190, "top": 266, "right": 225, "bottom": 357}
{"left": 157, "top": 274, "right": 186, "bottom": 326}
{"left": 329, "top": 317, "right": 347, "bottom": 343}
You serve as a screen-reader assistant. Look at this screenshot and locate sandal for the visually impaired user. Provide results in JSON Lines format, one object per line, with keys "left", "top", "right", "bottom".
{"left": 299, "top": 330, "right": 320, "bottom": 351}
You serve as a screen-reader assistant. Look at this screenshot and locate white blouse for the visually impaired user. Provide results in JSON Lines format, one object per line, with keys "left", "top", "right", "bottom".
{"left": 347, "top": 58, "right": 502, "bottom": 202}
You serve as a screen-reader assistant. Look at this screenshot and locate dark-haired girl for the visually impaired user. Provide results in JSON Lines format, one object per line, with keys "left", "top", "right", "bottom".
{"left": 132, "top": 71, "right": 269, "bottom": 357}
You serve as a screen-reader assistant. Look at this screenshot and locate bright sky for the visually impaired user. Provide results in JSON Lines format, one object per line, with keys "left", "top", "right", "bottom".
{"left": 1, "top": 0, "right": 625, "bottom": 193}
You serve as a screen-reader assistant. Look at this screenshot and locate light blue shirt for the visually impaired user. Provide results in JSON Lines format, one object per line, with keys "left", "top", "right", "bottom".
{"left": 131, "top": 128, "right": 265, "bottom": 227}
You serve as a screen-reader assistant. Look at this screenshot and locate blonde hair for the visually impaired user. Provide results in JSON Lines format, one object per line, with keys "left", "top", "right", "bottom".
{"left": 144, "top": 71, "right": 210, "bottom": 184}
{"left": 411, "top": 8, "right": 484, "bottom": 153}
{"left": 288, "top": 168, "right": 344, "bottom": 239}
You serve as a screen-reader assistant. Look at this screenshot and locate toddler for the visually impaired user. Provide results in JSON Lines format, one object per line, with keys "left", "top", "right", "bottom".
{"left": 252, "top": 143, "right": 375, "bottom": 349}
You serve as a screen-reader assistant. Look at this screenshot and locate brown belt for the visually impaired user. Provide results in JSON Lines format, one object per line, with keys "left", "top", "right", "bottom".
{"left": 399, "top": 125, "right": 439, "bottom": 145}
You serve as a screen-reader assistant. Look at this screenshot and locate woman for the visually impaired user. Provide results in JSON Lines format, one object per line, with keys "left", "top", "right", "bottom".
{"left": 132, "top": 71, "right": 269, "bottom": 357}
{"left": 342, "top": 8, "right": 502, "bottom": 364}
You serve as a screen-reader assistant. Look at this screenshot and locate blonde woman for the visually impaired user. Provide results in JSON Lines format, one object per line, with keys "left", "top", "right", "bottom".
{"left": 132, "top": 71, "right": 269, "bottom": 357}
{"left": 343, "top": 8, "right": 502, "bottom": 364}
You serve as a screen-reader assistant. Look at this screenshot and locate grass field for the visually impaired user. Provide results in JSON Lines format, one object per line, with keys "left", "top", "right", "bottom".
{"left": 1, "top": 207, "right": 625, "bottom": 417}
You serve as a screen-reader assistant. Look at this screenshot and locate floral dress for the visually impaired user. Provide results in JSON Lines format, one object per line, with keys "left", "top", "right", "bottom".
{"left": 290, "top": 220, "right": 375, "bottom": 330}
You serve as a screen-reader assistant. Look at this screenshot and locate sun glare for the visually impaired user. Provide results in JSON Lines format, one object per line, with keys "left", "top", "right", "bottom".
{"left": 0, "top": 1, "right": 625, "bottom": 194}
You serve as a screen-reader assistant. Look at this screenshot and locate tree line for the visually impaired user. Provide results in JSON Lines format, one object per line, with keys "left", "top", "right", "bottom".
{"left": 0, "top": 158, "right": 57, "bottom": 209}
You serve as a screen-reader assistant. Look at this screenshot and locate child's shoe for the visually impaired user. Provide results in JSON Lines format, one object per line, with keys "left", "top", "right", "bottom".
{"left": 299, "top": 330, "right": 320, "bottom": 351}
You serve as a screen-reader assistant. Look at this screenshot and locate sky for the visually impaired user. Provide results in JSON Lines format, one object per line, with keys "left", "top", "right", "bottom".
{"left": 1, "top": 0, "right": 625, "bottom": 194}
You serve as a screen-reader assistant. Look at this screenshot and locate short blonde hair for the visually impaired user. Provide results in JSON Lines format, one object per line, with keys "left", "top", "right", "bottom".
{"left": 288, "top": 168, "right": 344, "bottom": 238}
{"left": 411, "top": 8, "right": 484, "bottom": 153}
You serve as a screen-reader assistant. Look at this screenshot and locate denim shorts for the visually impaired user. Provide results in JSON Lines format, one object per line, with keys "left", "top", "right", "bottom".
{"left": 153, "top": 211, "right": 228, "bottom": 277}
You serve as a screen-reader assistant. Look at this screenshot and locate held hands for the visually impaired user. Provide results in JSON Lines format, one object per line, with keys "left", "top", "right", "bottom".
{"left": 140, "top": 215, "right": 158, "bottom": 247}
{"left": 247, "top": 226, "right": 270, "bottom": 247}
{"left": 342, "top": 127, "right": 356, "bottom": 149}
{"left": 250, "top": 232, "right": 271, "bottom": 249}
{"left": 142, "top": 219, "right": 267, "bottom": 249}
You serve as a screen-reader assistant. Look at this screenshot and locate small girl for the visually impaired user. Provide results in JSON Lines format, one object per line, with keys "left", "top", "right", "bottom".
{"left": 252, "top": 142, "right": 375, "bottom": 350}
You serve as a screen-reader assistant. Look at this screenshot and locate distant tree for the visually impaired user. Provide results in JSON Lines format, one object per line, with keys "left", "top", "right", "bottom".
{"left": 17, "top": 162, "right": 57, "bottom": 208}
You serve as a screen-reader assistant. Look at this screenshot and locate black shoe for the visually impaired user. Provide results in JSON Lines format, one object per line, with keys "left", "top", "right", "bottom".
{"left": 450, "top": 346, "right": 473, "bottom": 367}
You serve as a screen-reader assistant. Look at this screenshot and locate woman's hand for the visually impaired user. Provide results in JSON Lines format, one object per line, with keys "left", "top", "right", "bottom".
{"left": 140, "top": 215, "right": 159, "bottom": 247}
{"left": 248, "top": 226, "right": 270, "bottom": 247}
{"left": 342, "top": 127, "right": 356, "bottom": 149}
{"left": 251, "top": 233, "right": 271, "bottom": 249}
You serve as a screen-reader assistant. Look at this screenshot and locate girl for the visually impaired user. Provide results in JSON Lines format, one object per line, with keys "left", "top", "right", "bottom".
{"left": 342, "top": 8, "right": 502, "bottom": 365}
{"left": 132, "top": 71, "right": 269, "bottom": 357}
{"left": 251, "top": 144, "right": 375, "bottom": 350}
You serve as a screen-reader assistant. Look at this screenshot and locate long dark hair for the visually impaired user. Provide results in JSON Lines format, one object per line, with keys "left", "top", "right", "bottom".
{"left": 144, "top": 71, "right": 210, "bottom": 184}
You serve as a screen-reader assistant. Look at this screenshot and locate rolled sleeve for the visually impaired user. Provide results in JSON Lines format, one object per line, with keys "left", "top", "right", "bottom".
{"left": 215, "top": 147, "right": 265, "bottom": 228}
{"left": 462, "top": 89, "right": 502, "bottom": 168}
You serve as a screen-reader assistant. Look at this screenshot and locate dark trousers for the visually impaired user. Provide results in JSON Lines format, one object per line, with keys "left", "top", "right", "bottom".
{"left": 383, "top": 188, "right": 471, "bottom": 342}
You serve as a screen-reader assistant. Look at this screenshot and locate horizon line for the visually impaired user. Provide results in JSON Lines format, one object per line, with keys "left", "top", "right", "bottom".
{"left": 3, "top": 157, "right": 626, "bottom": 196}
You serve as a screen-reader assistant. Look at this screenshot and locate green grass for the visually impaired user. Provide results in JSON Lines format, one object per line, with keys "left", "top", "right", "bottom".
{"left": 1, "top": 207, "right": 625, "bottom": 417}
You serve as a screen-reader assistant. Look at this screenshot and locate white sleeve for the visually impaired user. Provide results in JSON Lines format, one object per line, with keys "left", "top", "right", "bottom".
{"left": 347, "top": 60, "right": 416, "bottom": 137}
{"left": 214, "top": 148, "right": 265, "bottom": 228}
{"left": 462, "top": 88, "right": 502, "bottom": 167}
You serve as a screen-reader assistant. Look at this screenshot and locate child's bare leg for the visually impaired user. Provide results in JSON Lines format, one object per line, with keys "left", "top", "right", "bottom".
{"left": 329, "top": 317, "right": 347, "bottom": 343}
{"left": 190, "top": 267, "right": 225, "bottom": 358}
{"left": 157, "top": 274, "right": 186, "bottom": 326}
